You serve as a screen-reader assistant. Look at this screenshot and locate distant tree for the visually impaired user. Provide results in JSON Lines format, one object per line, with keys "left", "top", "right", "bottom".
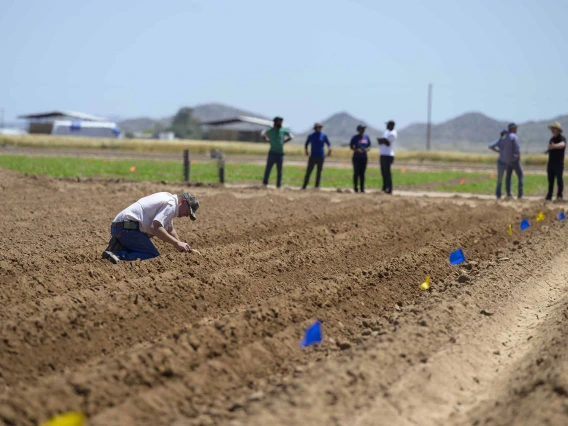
{"left": 124, "top": 131, "right": 135, "bottom": 139}
{"left": 170, "top": 107, "right": 202, "bottom": 140}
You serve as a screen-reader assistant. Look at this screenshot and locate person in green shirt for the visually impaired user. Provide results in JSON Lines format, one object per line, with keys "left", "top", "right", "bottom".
{"left": 261, "top": 116, "right": 294, "bottom": 188}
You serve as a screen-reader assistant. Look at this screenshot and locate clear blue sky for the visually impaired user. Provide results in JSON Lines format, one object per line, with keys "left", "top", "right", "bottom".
{"left": 1, "top": 0, "right": 567, "bottom": 131}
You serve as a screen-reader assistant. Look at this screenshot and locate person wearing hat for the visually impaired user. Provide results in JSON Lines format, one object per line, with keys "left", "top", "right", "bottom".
{"left": 102, "top": 192, "right": 199, "bottom": 264}
{"left": 545, "top": 121, "right": 566, "bottom": 201}
{"left": 301, "top": 122, "right": 331, "bottom": 189}
{"left": 261, "top": 116, "right": 294, "bottom": 188}
{"left": 489, "top": 123, "right": 523, "bottom": 199}
{"left": 377, "top": 120, "right": 397, "bottom": 194}
{"left": 349, "top": 124, "right": 372, "bottom": 193}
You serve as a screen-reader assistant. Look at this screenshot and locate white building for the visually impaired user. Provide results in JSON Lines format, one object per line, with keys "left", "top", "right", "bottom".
{"left": 18, "top": 111, "right": 121, "bottom": 139}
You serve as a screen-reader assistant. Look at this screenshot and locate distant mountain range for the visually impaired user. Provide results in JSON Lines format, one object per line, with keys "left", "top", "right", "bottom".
{"left": 117, "top": 103, "right": 567, "bottom": 153}
{"left": 118, "top": 103, "right": 267, "bottom": 134}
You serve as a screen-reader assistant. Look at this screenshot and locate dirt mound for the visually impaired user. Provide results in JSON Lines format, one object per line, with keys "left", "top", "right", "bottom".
{"left": 0, "top": 169, "right": 567, "bottom": 426}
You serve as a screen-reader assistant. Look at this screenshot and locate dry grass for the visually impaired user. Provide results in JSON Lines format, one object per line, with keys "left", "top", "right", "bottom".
{"left": 0, "top": 134, "right": 551, "bottom": 165}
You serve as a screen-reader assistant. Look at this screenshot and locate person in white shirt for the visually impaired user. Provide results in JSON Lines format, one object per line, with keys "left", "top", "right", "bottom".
{"left": 102, "top": 192, "right": 199, "bottom": 264}
{"left": 377, "top": 120, "right": 397, "bottom": 194}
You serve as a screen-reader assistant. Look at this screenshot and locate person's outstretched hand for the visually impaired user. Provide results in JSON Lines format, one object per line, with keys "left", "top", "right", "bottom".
{"left": 175, "top": 241, "right": 191, "bottom": 252}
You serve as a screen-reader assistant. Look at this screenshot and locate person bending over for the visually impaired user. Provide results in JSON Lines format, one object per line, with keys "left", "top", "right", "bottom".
{"left": 102, "top": 192, "right": 199, "bottom": 264}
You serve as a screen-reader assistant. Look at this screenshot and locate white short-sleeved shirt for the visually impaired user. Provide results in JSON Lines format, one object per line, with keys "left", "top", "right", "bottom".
{"left": 380, "top": 130, "right": 397, "bottom": 157}
{"left": 113, "top": 192, "right": 179, "bottom": 235}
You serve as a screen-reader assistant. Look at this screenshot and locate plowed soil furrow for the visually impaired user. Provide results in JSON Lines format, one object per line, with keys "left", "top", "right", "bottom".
{"left": 1, "top": 169, "right": 567, "bottom": 426}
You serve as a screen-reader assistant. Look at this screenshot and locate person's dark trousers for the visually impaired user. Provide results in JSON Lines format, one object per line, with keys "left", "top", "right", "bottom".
{"left": 546, "top": 161, "right": 564, "bottom": 199}
{"left": 380, "top": 155, "right": 394, "bottom": 194}
{"left": 505, "top": 160, "right": 524, "bottom": 199}
{"left": 352, "top": 156, "right": 368, "bottom": 192}
{"left": 263, "top": 151, "right": 284, "bottom": 188}
{"left": 108, "top": 225, "right": 160, "bottom": 261}
{"left": 302, "top": 157, "right": 324, "bottom": 189}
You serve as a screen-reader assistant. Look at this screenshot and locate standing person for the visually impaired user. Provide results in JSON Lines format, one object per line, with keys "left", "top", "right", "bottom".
{"left": 545, "top": 121, "right": 566, "bottom": 201}
{"left": 302, "top": 122, "right": 331, "bottom": 189}
{"left": 488, "top": 129, "right": 509, "bottom": 198}
{"left": 350, "top": 124, "right": 372, "bottom": 193}
{"left": 102, "top": 192, "right": 200, "bottom": 264}
{"left": 261, "top": 116, "right": 294, "bottom": 188}
{"left": 489, "top": 123, "right": 523, "bottom": 199}
{"left": 377, "top": 120, "right": 397, "bottom": 194}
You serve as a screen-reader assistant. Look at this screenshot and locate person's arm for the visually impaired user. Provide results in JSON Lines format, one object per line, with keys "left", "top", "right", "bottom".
{"left": 513, "top": 136, "right": 521, "bottom": 161}
{"left": 284, "top": 131, "right": 294, "bottom": 144}
{"left": 488, "top": 139, "right": 500, "bottom": 153}
{"left": 549, "top": 138, "right": 566, "bottom": 150}
{"left": 261, "top": 129, "right": 270, "bottom": 142}
{"left": 169, "top": 226, "right": 180, "bottom": 241}
{"left": 152, "top": 220, "right": 190, "bottom": 252}
{"left": 363, "top": 136, "right": 372, "bottom": 152}
{"left": 305, "top": 135, "right": 310, "bottom": 156}
{"left": 350, "top": 136, "right": 356, "bottom": 151}
{"left": 385, "top": 132, "right": 396, "bottom": 147}
{"left": 325, "top": 135, "right": 332, "bottom": 156}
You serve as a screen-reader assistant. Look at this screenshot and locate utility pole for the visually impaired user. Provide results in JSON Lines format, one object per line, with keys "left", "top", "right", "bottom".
{"left": 426, "top": 84, "right": 432, "bottom": 151}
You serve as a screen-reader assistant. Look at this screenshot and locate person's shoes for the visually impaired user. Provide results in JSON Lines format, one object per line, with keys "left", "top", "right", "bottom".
{"left": 557, "top": 196, "right": 563, "bottom": 201}
{"left": 545, "top": 196, "right": 552, "bottom": 201}
{"left": 102, "top": 251, "right": 120, "bottom": 264}
{"left": 105, "top": 235, "right": 121, "bottom": 252}
{"left": 301, "top": 186, "right": 307, "bottom": 190}
{"left": 505, "top": 195, "right": 513, "bottom": 200}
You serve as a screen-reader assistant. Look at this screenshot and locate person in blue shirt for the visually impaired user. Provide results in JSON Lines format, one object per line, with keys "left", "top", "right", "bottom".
{"left": 302, "top": 122, "right": 332, "bottom": 189}
{"left": 488, "top": 123, "right": 523, "bottom": 199}
{"left": 350, "top": 124, "right": 372, "bottom": 193}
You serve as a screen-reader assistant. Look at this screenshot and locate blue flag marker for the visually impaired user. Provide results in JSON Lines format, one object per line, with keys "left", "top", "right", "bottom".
{"left": 300, "top": 320, "right": 322, "bottom": 347}
{"left": 449, "top": 249, "right": 466, "bottom": 265}
{"left": 520, "top": 219, "right": 530, "bottom": 230}
{"left": 558, "top": 212, "right": 565, "bottom": 221}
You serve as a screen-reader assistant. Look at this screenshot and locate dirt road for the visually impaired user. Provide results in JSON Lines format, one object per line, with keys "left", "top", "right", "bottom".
{"left": 1, "top": 169, "right": 567, "bottom": 425}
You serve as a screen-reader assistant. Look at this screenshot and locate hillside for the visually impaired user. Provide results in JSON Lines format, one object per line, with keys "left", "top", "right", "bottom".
{"left": 294, "top": 112, "right": 382, "bottom": 146}
{"left": 117, "top": 102, "right": 568, "bottom": 153}
{"left": 118, "top": 103, "right": 268, "bottom": 134}
{"left": 400, "top": 112, "right": 568, "bottom": 152}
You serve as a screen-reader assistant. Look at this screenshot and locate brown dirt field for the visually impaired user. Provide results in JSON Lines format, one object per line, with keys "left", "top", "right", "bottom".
{"left": 1, "top": 169, "right": 568, "bottom": 426}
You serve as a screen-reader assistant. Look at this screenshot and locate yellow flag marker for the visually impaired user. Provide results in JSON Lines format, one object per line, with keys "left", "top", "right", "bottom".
{"left": 507, "top": 224, "right": 513, "bottom": 235}
{"left": 41, "top": 412, "right": 86, "bottom": 426}
{"left": 536, "top": 212, "right": 545, "bottom": 222}
{"left": 420, "top": 275, "right": 431, "bottom": 291}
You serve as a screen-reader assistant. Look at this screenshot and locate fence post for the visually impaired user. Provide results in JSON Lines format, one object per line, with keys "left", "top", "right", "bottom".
{"left": 183, "top": 149, "right": 190, "bottom": 182}
{"left": 210, "top": 149, "right": 225, "bottom": 184}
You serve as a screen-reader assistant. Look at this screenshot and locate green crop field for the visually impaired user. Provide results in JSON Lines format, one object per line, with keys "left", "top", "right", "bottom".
{"left": 0, "top": 154, "right": 549, "bottom": 196}
{"left": 0, "top": 134, "right": 555, "bottom": 165}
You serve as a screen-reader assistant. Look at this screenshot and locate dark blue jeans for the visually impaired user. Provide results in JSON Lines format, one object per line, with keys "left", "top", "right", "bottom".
{"left": 352, "top": 156, "right": 368, "bottom": 192}
{"left": 302, "top": 156, "right": 324, "bottom": 188}
{"left": 380, "top": 155, "right": 394, "bottom": 193}
{"left": 263, "top": 151, "right": 284, "bottom": 187}
{"left": 496, "top": 160, "right": 524, "bottom": 199}
{"left": 108, "top": 225, "right": 160, "bottom": 261}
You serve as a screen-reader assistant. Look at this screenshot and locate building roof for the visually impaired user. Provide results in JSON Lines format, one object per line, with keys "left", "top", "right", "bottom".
{"left": 18, "top": 110, "right": 109, "bottom": 122}
{"left": 201, "top": 116, "right": 274, "bottom": 127}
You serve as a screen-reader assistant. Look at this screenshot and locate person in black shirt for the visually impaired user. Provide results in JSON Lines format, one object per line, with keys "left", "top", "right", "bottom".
{"left": 546, "top": 121, "right": 566, "bottom": 201}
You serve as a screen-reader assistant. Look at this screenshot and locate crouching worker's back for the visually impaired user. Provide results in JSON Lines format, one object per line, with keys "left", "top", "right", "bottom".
{"left": 102, "top": 192, "right": 199, "bottom": 264}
